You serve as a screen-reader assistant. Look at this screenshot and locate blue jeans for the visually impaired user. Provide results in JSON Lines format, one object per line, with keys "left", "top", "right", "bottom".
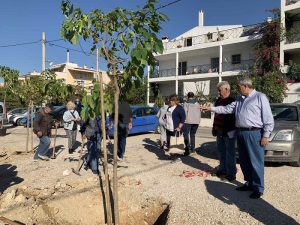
{"left": 117, "top": 123, "right": 128, "bottom": 159}
{"left": 86, "top": 133, "right": 101, "bottom": 171}
{"left": 183, "top": 124, "right": 199, "bottom": 151}
{"left": 237, "top": 129, "right": 265, "bottom": 193}
{"left": 216, "top": 135, "right": 237, "bottom": 178}
{"left": 34, "top": 136, "right": 51, "bottom": 159}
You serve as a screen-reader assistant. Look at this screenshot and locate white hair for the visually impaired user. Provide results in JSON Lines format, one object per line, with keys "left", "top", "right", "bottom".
{"left": 238, "top": 77, "right": 253, "bottom": 88}
{"left": 216, "top": 81, "right": 231, "bottom": 90}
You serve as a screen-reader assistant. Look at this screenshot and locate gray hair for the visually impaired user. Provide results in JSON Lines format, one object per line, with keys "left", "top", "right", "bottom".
{"left": 238, "top": 77, "right": 253, "bottom": 88}
{"left": 217, "top": 81, "right": 231, "bottom": 90}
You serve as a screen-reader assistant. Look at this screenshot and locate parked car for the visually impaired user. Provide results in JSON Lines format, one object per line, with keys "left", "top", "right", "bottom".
{"left": 9, "top": 107, "right": 40, "bottom": 126}
{"left": 21, "top": 105, "right": 67, "bottom": 128}
{"left": 0, "top": 102, "right": 9, "bottom": 136}
{"left": 108, "top": 105, "right": 159, "bottom": 136}
{"left": 7, "top": 107, "right": 27, "bottom": 120}
{"left": 265, "top": 103, "right": 300, "bottom": 166}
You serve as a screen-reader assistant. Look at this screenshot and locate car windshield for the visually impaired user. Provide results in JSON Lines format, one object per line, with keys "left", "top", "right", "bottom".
{"left": 271, "top": 105, "right": 298, "bottom": 121}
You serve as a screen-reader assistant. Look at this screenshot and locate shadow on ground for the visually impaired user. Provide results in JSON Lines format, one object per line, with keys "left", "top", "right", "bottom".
{"left": 143, "top": 138, "right": 215, "bottom": 171}
{"left": 198, "top": 141, "right": 218, "bottom": 160}
{"left": 0, "top": 164, "right": 24, "bottom": 193}
{"left": 205, "top": 180, "right": 299, "bottom": 225}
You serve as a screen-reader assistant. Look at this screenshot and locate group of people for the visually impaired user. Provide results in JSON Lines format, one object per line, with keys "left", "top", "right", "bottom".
{"left": 157, "top": 77, "right": 274, "bottom": 199}
{"left": 32, "top": 76, "right": 274, "bottom": 199}
{"left": 32, "top": 99, "right": 133, "bottom": 176}
{"left": 157, "top": 92, "right": 201, "bottom": 157}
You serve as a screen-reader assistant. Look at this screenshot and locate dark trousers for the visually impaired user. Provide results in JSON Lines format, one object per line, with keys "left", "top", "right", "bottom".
{"left": 237, "top": 129, "right": 265, "bottom": 193}
{"left": 86, "top": 133, "right": 101, "bottom": 172}
{"left": 166, "top": 129, "right": 181, "bottom": 148}
{"left": 117, "top": 123, "right": 128, "bottom": 159}
{"left": 183, "top": 124, "right": 199, "bottom": 151}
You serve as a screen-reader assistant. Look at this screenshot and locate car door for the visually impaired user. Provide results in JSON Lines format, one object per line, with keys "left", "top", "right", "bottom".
{"left": 131, "top": 107, "right": 145, "bottom": 134}
{"left": 143, "top": 107, "right": 159, "bottom": 131}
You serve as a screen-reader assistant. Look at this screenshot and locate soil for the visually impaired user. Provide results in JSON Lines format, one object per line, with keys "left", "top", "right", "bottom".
{"left": 0, "top": 126, "right": 300, "bottom": 225}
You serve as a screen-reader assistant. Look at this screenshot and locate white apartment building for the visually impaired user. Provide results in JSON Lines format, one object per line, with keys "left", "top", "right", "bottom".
{"left": 147, "top": 11, "right": 262, "bottom": 125}
{"left": 280, "top": 0, "right": 300, "bottom": 102}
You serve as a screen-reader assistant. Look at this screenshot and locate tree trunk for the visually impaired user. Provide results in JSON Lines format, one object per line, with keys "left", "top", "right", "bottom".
{"left": 26, "top": 102, "right": 30, "bottom": 153}
{"left": 112, "top": 63, "right": 120, "bottom": 225}
{"left": 98, "top": 70, "right": 112, "bottom": 224}
{"left": 30, "top": 102, "right": 34, "bottom": 151}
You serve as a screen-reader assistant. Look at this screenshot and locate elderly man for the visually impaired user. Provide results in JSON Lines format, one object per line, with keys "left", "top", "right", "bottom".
{"left": 212, "top": 81, "right": 236, "bottom": 181}
{"left": 33, "top": 103, "right": 55, "bottom": 161}
{"left": 202, "top": 77, "right": 274, "bottom": 199}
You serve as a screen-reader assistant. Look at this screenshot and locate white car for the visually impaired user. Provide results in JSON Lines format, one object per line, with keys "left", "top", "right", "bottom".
{"left": 0, "top": 102, "right": 9, "bottom": 135}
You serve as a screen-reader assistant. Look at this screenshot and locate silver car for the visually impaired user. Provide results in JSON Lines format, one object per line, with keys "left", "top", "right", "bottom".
{"left": 265, "top": 103, "right": 300, "bottom": 166}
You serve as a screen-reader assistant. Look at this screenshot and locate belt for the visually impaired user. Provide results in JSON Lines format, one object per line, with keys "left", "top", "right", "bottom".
{"left": 238, "top": 127, "right": 261, "bottom": 131}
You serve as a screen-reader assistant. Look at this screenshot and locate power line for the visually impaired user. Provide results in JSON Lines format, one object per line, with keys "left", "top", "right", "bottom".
{"left": 156, "top": 0, "right": 182, "bottom": 11}
{"left": 0, "top": 40, "right": 41, "bottom": 48}
{"left": 47, "top": 42, "right": 95, "bottom": 56}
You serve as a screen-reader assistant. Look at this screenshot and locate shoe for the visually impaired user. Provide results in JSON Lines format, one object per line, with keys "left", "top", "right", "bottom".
{"left": 37, "top": 154, "right": 50, "bottom": 161}
{"left": 92, "top": 170, "right": 99, "bottom": 175}
{"left": 117, "top": 156, "right": 123, "bottom": 161}
{"left": 69, "top": 149, "right": 73, "bottom": 154}
{"left": 236, "top": 184, "right": 253, "bottom": 191}
{"left": 249, "top": 191, "right": 263, "bottom": 199}
{"left": 225, "top": 175, "right": 236, "bottom": 182}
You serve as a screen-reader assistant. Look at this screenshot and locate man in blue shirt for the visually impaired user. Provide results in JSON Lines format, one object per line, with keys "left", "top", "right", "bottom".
{"left": 202, "top": 77, "right": 274, "bottom": 199}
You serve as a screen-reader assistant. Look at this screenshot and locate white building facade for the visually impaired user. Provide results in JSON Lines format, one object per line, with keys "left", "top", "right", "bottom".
{"left": 147, "top": 11, "right": 262, "bottom": 126}
{"left": 280, "top": 0, "right": 300, "bottom": 102}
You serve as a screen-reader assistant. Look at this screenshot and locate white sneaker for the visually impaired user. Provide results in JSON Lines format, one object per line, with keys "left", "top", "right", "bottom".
{"left": 38, "top": 154, "right": 50, "bottom": 161}
{"left": 117, "top": 156, "right": 123, "bottom": 161}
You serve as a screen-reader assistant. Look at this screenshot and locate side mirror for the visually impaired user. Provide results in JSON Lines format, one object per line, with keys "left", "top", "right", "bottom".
{"left": 133, "top": 114, "right": 137, "bottom": 119}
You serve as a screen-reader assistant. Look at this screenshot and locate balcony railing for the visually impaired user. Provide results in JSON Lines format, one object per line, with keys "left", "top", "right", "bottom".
{"left": 223, "top": 59, "right": 255, "bottom": 72}
{"left": 286, "top": 0, "right": 300, "bottom": 6}
{"left": 150, "top": 59, "right": 255, "bottom": 78}
{"left": 286, "top": 32, "right": 300, "bottom": 44}
{"left": 163, "top": 24, "right": 262, "bottom": 51}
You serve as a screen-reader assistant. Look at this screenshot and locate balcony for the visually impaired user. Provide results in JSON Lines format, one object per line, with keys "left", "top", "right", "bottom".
{"left": 285, "top": 32, "right": 300, "bottom": 44}
{"left": 163, "top": 24, "right": 262, "bottom": 51}
{"left": 150, "top": 59, "right": 255, "bottom": 78}
{"left": 286, "top": 0, "right": 300, "bottom": 6}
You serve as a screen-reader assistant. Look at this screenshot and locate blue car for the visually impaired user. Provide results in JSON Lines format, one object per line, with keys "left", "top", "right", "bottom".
{"left": 108, "top": 106, "right": 159, "bottom": 136}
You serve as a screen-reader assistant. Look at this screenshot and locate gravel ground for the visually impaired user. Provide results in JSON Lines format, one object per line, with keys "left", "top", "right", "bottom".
{"left": 0, "top": 126, "right": 299, "bottom": 225}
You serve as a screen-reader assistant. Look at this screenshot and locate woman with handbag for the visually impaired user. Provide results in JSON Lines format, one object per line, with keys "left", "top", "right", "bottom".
{"left": 165, "top": 94, "right": 186, "bottom": 156}
{"left": 63, "top": 101, "right": 81, "bottom": 154}
{"left": 156, "top": 97, "right": 170, "bottom": 149}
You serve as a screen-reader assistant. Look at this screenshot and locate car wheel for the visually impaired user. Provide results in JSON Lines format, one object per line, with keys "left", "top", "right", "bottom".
{"left": 289, "top": 156, "right": 300, "bottom": 167}
{"left": 16, "top": 119, "right": 22, "bottom": 126}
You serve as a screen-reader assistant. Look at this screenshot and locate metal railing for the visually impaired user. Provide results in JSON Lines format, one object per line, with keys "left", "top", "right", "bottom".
{"left": 286, "top": 32, "right": 300, "bottom": 44}
{"left": 222, "top": 59, "right": 255, "bottom": 72}
{"left": 150, "top": 60, "right": 255, "bottom": 78}
{"left": 163, "top": 24, "right": 262, "bottom": 51}
{"left": 286, "top": 0, "right": 300, "bottom": 6}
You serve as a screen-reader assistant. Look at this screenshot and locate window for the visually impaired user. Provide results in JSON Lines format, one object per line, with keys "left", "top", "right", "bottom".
{"left": 210, "top": 57, "right": 219, "bottom": 72}
{"left": 134, "top": 108, "right": 144, "bottom": 117}
{"left": 178, "top": 61, "right": 187, "bottom": 75}
{"left": 185, "top": 37, "right": 192, "bottom": 47}
{"left": 207, "top": 32, "right": 213, "bottom": 40}
{"left": 232, "top": 54, "right": 241, "bottom": 64}
{"left": 144, "top": 108, "right": 157, "bottom": 116}
{"left": 0, "top": 105, "right": 3, "bottom": 114}
{"left": 77, "top": 80, "right": 85, "bottom": 86}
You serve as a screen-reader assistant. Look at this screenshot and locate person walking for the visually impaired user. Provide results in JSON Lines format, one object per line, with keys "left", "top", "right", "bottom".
{"left": 63, "top": 101, "right": 81, "bottom": 154}
{"left": 110, "top": 100, "right": 132, "bottom": 160}
{"left": 202, "top": 77, "right": 274, "bottom": 199}
{"left": 183, "top": 92, "right": 201, "bottom": 156}
{"left": 212, "top": 81, "right": 236, "bottom": 181}
{"left": 33, "top": 103, "right": 55, "bottom": 161}
{"left": 80, "top": 115, "right": 102, "bottom": 175}
{"left": 165, "top": 94, "right": 186, "bottom": 151}
{"left": 156, "top": 97, "right": 169, "bottom": 149}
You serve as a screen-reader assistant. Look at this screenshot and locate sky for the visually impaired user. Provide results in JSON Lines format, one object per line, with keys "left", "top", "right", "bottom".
{"left": 0, "top": 0, "right": 279, "bottom": 80}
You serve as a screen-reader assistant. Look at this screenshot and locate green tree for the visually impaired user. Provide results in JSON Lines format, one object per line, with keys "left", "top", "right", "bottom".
{"left": 61, "top": 1, "right": 167, "bottom": 223}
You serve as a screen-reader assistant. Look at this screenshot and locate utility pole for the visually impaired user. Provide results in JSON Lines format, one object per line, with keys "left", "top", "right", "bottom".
{"left": 42, "top": 32, "right": 46, "bottom": 71}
